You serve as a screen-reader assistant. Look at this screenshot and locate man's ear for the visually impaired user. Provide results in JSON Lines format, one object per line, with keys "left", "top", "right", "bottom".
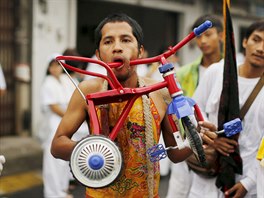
{"left": 138, "top": 45, "right": 144, "bottom": 58}
{"left": 95, "top": 49, "right": 100, "bottom": 60}
{"left": 218, "top": 31, "right": 224, "bottom": 43}
{"left": 242, "top": 38, "right": 247, "bottom": 49}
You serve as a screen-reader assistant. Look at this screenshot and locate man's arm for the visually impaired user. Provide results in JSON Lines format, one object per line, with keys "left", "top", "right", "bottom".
{"left": 161, "top": 115, "right": 193, "bottom": 163}
{"left": 162, "top": 116, "right": 218, "bottom": 163}
{"left": 51, "top": 83, "right": 89, "bottom": 161}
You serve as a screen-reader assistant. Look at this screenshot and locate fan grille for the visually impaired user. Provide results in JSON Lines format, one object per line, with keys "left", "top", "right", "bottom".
{"left": 70, "top": 136, "right": 122, "bottom": 188}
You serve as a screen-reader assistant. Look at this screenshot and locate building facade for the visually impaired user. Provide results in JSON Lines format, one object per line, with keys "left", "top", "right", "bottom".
{"left": 0, "top": 0, "right": 263, "bottom": 138}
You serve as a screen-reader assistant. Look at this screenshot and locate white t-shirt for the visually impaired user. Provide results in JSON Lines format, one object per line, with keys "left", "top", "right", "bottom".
{"left": 38, "top": 74, "right": 75, "bottom": 145}
{"left": 192, "top": 60, "right": 264, "bottom": 197}
{"left": 198, "top": 65, "right": 207, "bottom": 84}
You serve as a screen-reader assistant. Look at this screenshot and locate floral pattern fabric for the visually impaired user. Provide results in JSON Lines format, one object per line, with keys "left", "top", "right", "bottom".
{"left": 86, "top": 97, "right": 161, "bottom": 198}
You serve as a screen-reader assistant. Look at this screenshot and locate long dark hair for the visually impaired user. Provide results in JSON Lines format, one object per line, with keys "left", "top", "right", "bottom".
{"left": 244, "top": 20, "right": 264, "bottom": 39}
{"left": 46, "top": 59, "right": 57, "bottom": 75}
{"left": 94, "top": 13, "right": 144, "bottom": 50}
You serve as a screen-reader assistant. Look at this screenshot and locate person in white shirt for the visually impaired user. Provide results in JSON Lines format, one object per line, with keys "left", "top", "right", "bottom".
{"left": 0, "top": 155, "right": 5, "bottom": 176}
{"left": 191, "top": 20, "right": 264, "bottom": 198}
{"left": 40, "top": 54, "right": 78, "bottom": 198}
{"left": 0, "top": 64, "right": 7, "bottom": 96}
{"left": 248, "top": 137, "right": 264, "bottom": 198}
{"left": 166, "top": 14, "right": 223, "bottom": 198}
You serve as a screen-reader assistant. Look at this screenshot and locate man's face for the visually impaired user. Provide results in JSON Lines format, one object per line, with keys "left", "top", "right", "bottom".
{"left": 243, "top": 30, "right": 264, "bottom": 68}
{"left": 96, "top": 22, "right": 143, "bottom": 82}
{"left": 195, "top": 27, "right": 222, "bottom": 56}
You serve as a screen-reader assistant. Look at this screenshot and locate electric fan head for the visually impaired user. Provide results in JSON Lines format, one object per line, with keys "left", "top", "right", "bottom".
{"left": 70, "top": 135, "right": 123, "bottom": 188}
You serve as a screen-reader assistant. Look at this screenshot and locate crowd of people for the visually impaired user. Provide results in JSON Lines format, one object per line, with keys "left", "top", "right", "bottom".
{"left": 38, "top": 49, "right": 89, "bottom": 198}
{"left": 0, "top": 9, "right": 252, "bottom": 198}
{"left": 46, "top": 12, "right": 264, "bottom": 198}
{"left": 0, "top": 63, "right": 7, "bottom": 176}
{"left": 191, "top": 20, "right": 264, "bottom": 198}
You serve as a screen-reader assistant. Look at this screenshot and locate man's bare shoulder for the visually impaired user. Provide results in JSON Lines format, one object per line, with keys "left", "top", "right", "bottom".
{"left": 141, "top": 76, "right": 171, "bottom": 103}
{"left": 78, "top": 78, "right": 104, "bottom": 95}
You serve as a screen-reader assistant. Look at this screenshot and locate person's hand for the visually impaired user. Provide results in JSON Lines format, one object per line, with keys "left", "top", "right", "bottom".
{"left": 198, "top": 121, "right": 217, "bottom": 145}
{"left": 225, "top": 182, "right": 247, "bottom": 198}
{"left": 213, "top": 136, "right": 238, "bottom": 156}
{"left": 0, "top": 155, "right": 6, "bottom": 176}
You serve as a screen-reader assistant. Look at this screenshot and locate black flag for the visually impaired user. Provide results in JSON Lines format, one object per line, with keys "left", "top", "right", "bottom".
{"left": 216, "top": 0, "right": 242, "bottom": 195}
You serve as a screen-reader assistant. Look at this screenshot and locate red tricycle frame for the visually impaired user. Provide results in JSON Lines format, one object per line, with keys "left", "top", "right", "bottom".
{"left": 56, "top": 21, "right": 212, "bottom": 142}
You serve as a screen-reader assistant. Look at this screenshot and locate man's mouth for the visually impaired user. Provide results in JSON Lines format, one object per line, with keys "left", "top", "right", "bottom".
{"left": 113, "top": 58, "right": 124, "bottom": 69}
{"left": 201, "top": 45, "right": 210, "bottom": 51}
{"left": 253, "top": 53, "right": 264, "bottom": 60}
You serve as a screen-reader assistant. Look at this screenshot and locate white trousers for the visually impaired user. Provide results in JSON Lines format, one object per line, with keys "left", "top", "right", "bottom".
{"left": 166, "top": 161, "right": 193, "bottom": 198}
{"left": 188, "top": 172, "right": 257, "bottom": 198}
{"left": 43, "top": 140, "right": 70, "bottom": 198}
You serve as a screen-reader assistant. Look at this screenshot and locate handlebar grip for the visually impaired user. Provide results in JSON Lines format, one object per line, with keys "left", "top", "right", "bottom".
{"left": 193, "top": 20, "right": 212, "bottom": 36}
{"left": 223, "top": 118, "right": 242, "bottom": 137}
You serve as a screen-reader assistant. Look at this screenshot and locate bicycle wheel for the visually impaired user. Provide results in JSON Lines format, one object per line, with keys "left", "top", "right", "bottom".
{"left": 70, "top": 135, "right": 123, "bottom": 188}
{"left": 181, "top": 116, "right": 207, "bottom": 167}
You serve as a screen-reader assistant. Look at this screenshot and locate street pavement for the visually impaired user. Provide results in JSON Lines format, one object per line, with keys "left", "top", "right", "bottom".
{"left": 0, "top": 174, "right": 170, "bottom": 198}
{"left": 0, "top": 136, "right": 171, "bottom": 198}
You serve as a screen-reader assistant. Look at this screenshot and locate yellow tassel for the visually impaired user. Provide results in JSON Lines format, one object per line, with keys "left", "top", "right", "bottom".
{"left": 256, "top": 137, "right": 264, "bottom": 161}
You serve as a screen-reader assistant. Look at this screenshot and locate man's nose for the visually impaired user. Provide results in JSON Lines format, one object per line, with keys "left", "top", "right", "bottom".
{"left": 256, "top": 40, "right": 264, "bottom": 53}
{"left": 199, "top": 35, "right": 207, "bottom": 43}
{"left": 113, "top": 41, "right": 123, "bottom": 53}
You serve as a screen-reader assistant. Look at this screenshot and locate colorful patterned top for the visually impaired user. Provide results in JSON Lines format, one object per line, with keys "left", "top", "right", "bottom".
{"left": 86, "top": 96, "right": 161, "bottom": 198}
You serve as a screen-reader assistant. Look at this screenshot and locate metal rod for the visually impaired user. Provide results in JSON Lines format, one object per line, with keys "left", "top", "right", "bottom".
{"left": 58, "top": 61, "right": 86, "bottom": 101}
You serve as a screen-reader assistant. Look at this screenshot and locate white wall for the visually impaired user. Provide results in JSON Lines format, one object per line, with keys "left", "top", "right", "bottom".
{"left": 30, "top": 0, "right": 256, "bottom": 136}
{"left": 141, "top": 0, "right": 204, "bottom": 65}
{"left": 31, "top": 0, "right": 77, "bottom": 136}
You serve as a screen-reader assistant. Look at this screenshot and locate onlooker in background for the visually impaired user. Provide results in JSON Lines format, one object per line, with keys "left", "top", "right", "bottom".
{"left": 63, "top": 48, "right": 86, "bottom": 83}
{"left": 62, "top": 48, "right": 90, "bottom": 192}
{"left": 177, "top": 14, "right": 224, "bottom": 97}
{"left": 0, "top": 63, "right": 7, "bottom": 96}
{"left": 0, "top": 155, "right": 6, "bottom": 176}
{"left": 191, "top": 19, "right": 264, "bottom": 198}
{"left": 166, "top": 14, "right": 224, "bottom": 197}
{"left": 62, "top": 48, "right": 89, "bottom": 141}
{"left": 248, "top": 137, "right": 264, "bottom": 198}
{"left": 39, "top": 54, "right": 75, "bottom": 198}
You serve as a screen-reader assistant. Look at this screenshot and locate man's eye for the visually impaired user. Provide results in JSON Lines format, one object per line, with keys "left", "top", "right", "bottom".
{"left": 104, "top": 40, "right": 112, "bottom": 45}
{"left": 122, "top": 39, "right": 131, "bottom": 43}
{"left": 252, "top": 37, "right": 260, "bottom": 42}
{"left": 204, "top": 33, "right": 212, "bottom": 37}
